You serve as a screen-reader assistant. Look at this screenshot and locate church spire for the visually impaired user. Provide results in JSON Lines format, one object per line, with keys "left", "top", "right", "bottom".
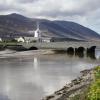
{"left": 36, "top": 21, "right": 40, "bottom": 30}
{"left": 34, "top": 21, "right": 41, "bottom": 38}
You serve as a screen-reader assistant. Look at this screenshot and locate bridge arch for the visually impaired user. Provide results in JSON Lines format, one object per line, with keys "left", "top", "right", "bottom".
{"left": 87, "top": 46, "right": 96, "bottom": 53}
{"left": 77, "top": 47, "right": 85, "bottom": 52}
{"left": 75, "top": 47, "right": 85, "bottom": 58}
{"left": 67, "top": 47, "right": 74, "bottom": 54}
{"left": 90, "top": 46, "right": 96, "bottom": 50}
{"left": 29, "top": 46, "right": 38, "bottom": 50}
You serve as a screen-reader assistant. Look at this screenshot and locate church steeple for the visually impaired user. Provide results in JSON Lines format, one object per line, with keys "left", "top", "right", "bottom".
{"left": 37, "top": 22, "right": 39, "bottom": 30}
{"left": 34, "top": 22, "right": 41, "bottom": 38}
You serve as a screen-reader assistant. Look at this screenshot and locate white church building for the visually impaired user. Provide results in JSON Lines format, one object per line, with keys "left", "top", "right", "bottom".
{"left": 34, "top": 23, "right": 42, "bottom": 42}
{"left": 34, "top": 22, "right": 51, "bottom": 42}
{"left": 20, "top": 22, "right": 51, "bottom": 43}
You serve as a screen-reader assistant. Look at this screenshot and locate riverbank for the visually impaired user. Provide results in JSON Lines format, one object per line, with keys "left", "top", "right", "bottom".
{"left": 42, "top": 67, "right": 99, "bottom": 100}
{"left": 0, "top": 49, "right": 55, "bottom": 58}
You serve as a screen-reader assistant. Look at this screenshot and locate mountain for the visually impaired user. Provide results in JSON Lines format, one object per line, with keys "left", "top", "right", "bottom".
{"left": 0, "top": 13, "right": 100, "bottom": 41}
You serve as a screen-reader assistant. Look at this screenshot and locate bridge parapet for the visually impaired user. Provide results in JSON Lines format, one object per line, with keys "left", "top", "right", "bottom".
{"left": 20, "top": 41, "right": 100, "bottom": 50}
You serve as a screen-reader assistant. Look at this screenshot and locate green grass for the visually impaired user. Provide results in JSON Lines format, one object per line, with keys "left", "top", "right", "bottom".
{"left": 88, "top": 66, "right": 100, "bottom": 100}
{"left": 0, "top": 42, "right": 19, "bottom": 45}
{"left": 70, "top": 66, "right": 100, "bottom": 100}
{"left": 69, "top": 87, "right": 89, "bottom": 100}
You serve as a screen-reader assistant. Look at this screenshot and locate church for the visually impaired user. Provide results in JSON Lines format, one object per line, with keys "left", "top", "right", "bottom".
{"left": 33, "top": 22, "right": 51, "bottom": 42}
{"left": 19, "top": 22, "right": 51, "bottom": 43}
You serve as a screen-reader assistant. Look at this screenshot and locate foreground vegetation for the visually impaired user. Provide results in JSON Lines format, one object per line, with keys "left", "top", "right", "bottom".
{"left": 43, "top": 66, "right": 100, "bottom": 100}
{"left": 70, "top": 66, "right": 100, "bottom": 100}
{"left": 88, "top": 66, "right": 100, "bottom": 100}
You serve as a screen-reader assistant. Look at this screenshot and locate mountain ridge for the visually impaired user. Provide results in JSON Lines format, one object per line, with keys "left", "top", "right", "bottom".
{"left": 0, "top": 13, "right": 100, "bottom": 41}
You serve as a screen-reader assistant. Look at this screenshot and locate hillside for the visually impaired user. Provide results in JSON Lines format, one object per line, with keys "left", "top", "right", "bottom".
{"left": 0, "top": 13, "right": 100, "bottom": 41}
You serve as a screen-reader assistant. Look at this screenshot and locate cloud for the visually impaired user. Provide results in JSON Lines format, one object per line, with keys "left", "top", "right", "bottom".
{"left": 22, "top": 0, "right": 100, "bottom": 17}
{"left": 0, "top": 0, "right": 100, "bottom": 33}
{"left": 16, "top": 0, "right": 38, "bottom": 4}
{"left": 0, "top": 0, "right": 99, "bottom": 18}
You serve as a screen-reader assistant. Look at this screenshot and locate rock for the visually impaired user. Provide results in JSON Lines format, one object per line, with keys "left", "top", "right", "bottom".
{"left": 42, "top": 68, "right": 94, "bottom": 100}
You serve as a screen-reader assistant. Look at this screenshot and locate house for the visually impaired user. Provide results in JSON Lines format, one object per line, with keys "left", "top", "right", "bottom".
{"left": 41, "top": 37, "right": 51, "bottom": 42}
{"left": 24, "top": 37, "right": 36, "bottom": 43}
{"left": 0, "top": 38, "right": 2, "bottom": 42}
{"left": 15, "top": 37, "right": 25, "bottom": 42}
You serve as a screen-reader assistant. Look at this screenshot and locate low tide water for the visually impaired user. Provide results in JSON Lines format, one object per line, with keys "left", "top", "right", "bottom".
{"left": 0, "top": 49, "right": 100, "bottom": 100}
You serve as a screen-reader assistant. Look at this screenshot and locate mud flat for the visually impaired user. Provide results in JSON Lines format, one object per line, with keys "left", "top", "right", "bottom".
{"left": 0, "top": 49, "right": 55, "bottom": 58}
{"left": 42, "top": 68, "right": 94, "bottom": 100}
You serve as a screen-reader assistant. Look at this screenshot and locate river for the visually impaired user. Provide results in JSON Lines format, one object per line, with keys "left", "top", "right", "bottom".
{"left": 0, "top": 49, "right": 100, "bottom": 100}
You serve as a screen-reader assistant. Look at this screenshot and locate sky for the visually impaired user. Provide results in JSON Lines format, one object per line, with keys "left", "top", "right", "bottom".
{"left": 0, "top": 0, "right": 100, "bottom": 34}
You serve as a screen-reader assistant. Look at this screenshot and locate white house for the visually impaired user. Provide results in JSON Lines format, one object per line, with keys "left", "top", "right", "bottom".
{"left": 41, "top": 37, "right": 51, "bottom": 42}
{"left": 15, "top": 37, "right": 25, "bottom": 42}
{"left": 0, "top": 38, "right": 2, "bottom": 42}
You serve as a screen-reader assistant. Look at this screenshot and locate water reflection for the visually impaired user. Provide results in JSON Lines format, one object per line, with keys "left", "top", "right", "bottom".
{"left": 33, "top": 57, "right": 38, "bottom": 69}
{"left": 95, "top": 50, "right": 100, "bottom": 59}
{"left": 67, "top": 50, "right": 98, "bottom": 60}
{"left": 0, "top": 94, "right": 10, "bottom": 100}
{"left": 75, "top": 52, "right": 84, "bottom": 58}
{"left": 0, "top": 50, "right": 100, "bottom": 100}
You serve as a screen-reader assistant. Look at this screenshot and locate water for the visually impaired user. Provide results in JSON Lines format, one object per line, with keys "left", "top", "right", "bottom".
{"left": 0, "top": 50, "right": 100, "bottom": 100}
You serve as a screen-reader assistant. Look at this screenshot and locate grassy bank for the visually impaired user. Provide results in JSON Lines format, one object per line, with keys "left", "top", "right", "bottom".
{"left": 88, "top": 66, "right": 100, "bottom": 100}
{"left": 43, "top": 66, "right": 100, "bottom": 100}
{"left": 70, "top": 66, "right": 100, "bottom": 100}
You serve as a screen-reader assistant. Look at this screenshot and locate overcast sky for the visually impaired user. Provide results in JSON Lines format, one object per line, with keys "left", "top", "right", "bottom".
{"left": 0, "top": 0, "right": 100, "bottom": 34}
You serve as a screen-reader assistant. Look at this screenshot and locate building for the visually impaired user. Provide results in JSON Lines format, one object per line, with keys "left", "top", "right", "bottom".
{"left": 0, "top": 38, "right": 2, "bottom": 42}
{"left": 15, "top": 37, "right": 25, "bottom": 42}
{"left": 41, "top": 37, "right": 51, "bottom": 42}
{"left": 34, "top": 22, "right": 42, "bottom": 41}
{"left": 24, "top": 37, "right": 36, "bottom": 43}
{"left": 25, "top": 22, "right": 51, "bottom": 43}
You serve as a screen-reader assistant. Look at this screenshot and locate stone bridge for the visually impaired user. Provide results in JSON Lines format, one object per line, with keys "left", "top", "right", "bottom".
{"left": 20, "top": 41, "right": 100, "bottom": 52}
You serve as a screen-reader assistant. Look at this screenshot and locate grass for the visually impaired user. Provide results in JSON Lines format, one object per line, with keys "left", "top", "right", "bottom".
{"left": 69, "top": 87, "right": 89, "bottom": 100}
{"left": 88, "top": 66, "right": 100, "bottom": 100}
{"left": 0, "top": 42, "right": 19, "bottom": 46}
{"left": 70, "top": 66, "right": 100, "bottom": 100}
